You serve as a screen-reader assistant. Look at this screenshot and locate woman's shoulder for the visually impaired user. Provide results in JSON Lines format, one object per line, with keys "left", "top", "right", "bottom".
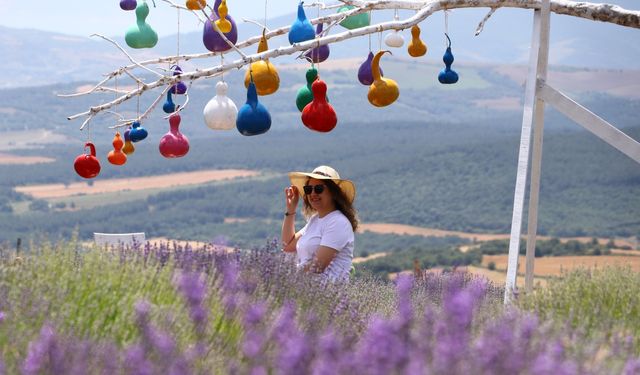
{"left": 326, "top": 210, "right": 351, "bottom": 225}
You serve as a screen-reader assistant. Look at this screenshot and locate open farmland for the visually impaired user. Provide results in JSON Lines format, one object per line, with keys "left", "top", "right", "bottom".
{"left": 359, "top": 222, "right": 639, "bottom": 249}
{"left": 482, "top": 254, "right": 640, "bottom": 277}
{"left": 14, "top": 169, "right": 262, "bottom": 199}
{"left": 0, "top": 152, "right": 55, "bottom": 165}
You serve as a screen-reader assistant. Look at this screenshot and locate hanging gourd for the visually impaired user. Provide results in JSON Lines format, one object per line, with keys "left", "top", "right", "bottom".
{"left": 74, "top": 142, "right": 101, "bottom": 179}
{"left": 296, "top": 67, "right": 329, "bottom": 112}
{"left": 186, "top": 0, "right": 206, "bottom": 10}
{"left": 368, "top": 51, "right": 399, "bottom": 107}
{"left": 301, "top": 78, "right": 337, "bottom": 133}
{"left": 170, "top": 65, "right": 187, "bottom": 95}
{"left": 159, "top": 113, "right": 190, "bottom": 158}
{"left": 288, "top": 1, "right": 315, "bottom": 45}
{"left": 120, "top": 0, "right": 137, "bottom": 11}
{"left": 407, "top": 25, "right": 427, "bottom": 57}
{"left": 215, "top": 0, "right": 232, "bottom": 33}
{"left": 384, "top": 10, "right": 404, "bottom": 48}
{"left": 203, "top": 0, "right": 238, "bottom": 52}
{"left": 338, "top": 5, "right": 370, "bottom": 30}
{"left": 303, "top": 23, "right": 330, "bottom": 64}
{"left": 204, "top": 81, "right": 238, "bottom": 130}
{"left": 358, "top": 51, "right": 383, "bottom": 86}
{"left": 384, "top": 30, "right": 404, "bottom": 48}
{"left": 438, "top": 33, "right": 459, "bottom": 84}
{"left": 129, "top": 121, "right": 148, "bottom": 142}
{"left": 107, "top": 132, "right": 127, "bottom": 166}
{"left": 125, "top": 1, "right": 158, "bottom": 49}
{"left": 122, "top": 127, "right": 136, "bottom": 155}
{"left": 163, "top": 92, "right": 176, "bottom": 113}
{"left": 236, "top": 77, "right": 271, "bottom": 136}
{"left": 243, "top": 30, "right": 279, "bottom": 96}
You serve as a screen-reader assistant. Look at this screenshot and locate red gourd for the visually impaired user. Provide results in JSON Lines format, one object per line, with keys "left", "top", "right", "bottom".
{"left": 301, "top": 78, "right": 337, "bottom": 133}
{"left": 73, "top": 142, "right": 101, "bottom": 179}
{"left": 159, "top": 113, "right": 190, "bottom": 158}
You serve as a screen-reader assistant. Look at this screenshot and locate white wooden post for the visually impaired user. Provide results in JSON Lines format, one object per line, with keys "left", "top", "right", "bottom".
{"left": 524, "top": 0, "right": 551, "bottom": 293}
{"left": 504, "top": 0, "right": 551, "bottom": 303}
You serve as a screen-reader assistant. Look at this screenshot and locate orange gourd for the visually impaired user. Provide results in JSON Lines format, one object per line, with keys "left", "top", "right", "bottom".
{"left": 244, "top": 30, "right": 279, "bottom": 96}
{"left": 215, "top": 0, "right": 232, "bottom": 33}
{"left": 407, "top": 25, "right": 427, "bottom": 57}
{"left": 107, "top": 132, "right": 127, "bottom": 166}
{"left": 186, "top": 0, "right": 206, "bottom": 10}
{"left": 367, "top": 51, "right": 399, "bottom": 107}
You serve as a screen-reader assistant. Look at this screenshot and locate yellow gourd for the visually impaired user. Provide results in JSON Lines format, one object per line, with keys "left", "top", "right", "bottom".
{"left": 244, "top": 30, "right": 280, "bottom": 96}
{"left": 407, "top": 25, "right": 427, "bottom": 57}
{"left": 215, "top": 0, "right": 232, "bottom": 33}
{"left": 367, "top": 51, "right": 399, "bottom": 107}
{"left": 185, "top": 0, "right": 206, "bottom": 10}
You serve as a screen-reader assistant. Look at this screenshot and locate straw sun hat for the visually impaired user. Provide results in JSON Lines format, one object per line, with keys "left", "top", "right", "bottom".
{"left": 288, "top": 165, "right": 356, "bottom": 203}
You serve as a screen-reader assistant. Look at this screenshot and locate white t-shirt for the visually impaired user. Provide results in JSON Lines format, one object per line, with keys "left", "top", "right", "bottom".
{"left": 296, "top": 210, "right": 354, "bottom": 281}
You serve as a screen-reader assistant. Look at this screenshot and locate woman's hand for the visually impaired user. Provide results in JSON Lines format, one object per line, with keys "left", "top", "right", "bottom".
{"left": 285, "top": 185, "right": 299, "bottom": 213}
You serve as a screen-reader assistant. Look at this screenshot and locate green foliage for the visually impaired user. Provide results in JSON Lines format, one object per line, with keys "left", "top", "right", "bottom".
{"left": 356, "top": 245, "right": 482, "bottom": 279}
{"left": 519, "top": 266, "right": 640, "bottom": 349}
{"left": 472, "top": 238, "right": 612, "bottom": 257}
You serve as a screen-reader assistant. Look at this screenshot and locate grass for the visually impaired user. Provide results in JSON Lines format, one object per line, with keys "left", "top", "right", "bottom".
{"left": 519, "top": 266, "right": 640, "bottom": 348}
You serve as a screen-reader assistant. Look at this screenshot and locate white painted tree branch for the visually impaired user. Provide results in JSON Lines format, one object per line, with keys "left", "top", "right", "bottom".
{"left": 65, "top": 0, "right": 639, "bottom": 125}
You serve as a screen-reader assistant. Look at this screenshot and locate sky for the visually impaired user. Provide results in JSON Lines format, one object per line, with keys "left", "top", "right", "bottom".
{"left": 0, "top": 0, "right": 295, "bottom": 37}
{"left": 1, "top": 0, "right": 637, "bottom": 37}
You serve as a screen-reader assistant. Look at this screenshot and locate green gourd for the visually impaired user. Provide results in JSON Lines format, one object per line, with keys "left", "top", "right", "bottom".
{"left": 338, "top": 5, "right": 370, "bottom": 30}
{"left": 296, "top": 67, "right": 329, "bottom": 112}
{"left": 125, "top": 1, "right": 158, "bottom": 49}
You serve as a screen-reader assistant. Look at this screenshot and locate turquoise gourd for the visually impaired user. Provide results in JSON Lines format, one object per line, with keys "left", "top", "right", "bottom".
{"left": 338, "top": 5, "right": 370, "bottom": 30}
{"left": 288, "top": 1, "right": 315, "bottom": 45}
{"left": 438, "top": 34, "right": 459, "bottom": 84}
{"left": 125, "top": 1, "right": 158, "bottom": 49}
{"left": 236, "top": 78, "right": 271, "bottom": 136}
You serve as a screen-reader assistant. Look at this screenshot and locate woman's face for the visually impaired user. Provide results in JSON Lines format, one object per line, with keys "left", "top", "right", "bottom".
{"left": 305, "top": 178, "right": 334, "bottom": 212}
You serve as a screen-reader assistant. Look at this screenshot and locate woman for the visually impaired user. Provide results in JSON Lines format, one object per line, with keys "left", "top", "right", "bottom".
{"left": 281, "top": 165, "right": 358, "bottom": 281}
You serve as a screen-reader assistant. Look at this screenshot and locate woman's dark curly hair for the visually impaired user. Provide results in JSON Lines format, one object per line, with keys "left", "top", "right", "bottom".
{"left": 302, "top": 178, "right": 358, "bottom": 231}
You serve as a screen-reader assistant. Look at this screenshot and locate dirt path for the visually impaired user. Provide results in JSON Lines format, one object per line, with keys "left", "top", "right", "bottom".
{"left": 15, "top": 169, "right": 260, "bottom": 199}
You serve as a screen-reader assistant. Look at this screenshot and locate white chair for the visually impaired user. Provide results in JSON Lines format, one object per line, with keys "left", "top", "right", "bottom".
{"left": 94, "top": 232, "right": 146, "bottom": 248}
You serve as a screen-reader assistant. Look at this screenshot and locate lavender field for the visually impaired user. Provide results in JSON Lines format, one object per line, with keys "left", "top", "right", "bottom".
{"left": 0, "top": 240, "right": 639, "bottom": 374}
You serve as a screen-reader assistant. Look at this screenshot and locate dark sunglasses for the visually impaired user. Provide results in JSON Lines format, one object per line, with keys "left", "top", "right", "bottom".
{"left": 303, "top": 184, "right": 325, "bottom": 195}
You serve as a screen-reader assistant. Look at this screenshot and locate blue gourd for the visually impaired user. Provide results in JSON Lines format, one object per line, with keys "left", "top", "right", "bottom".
{"left": 236, "top": 78, "right": 271, "bottom": 136}
{"left": 288, "top": 1, "right": 315, "bottom": 45}
{"left": 129, "top": 121, "right": 148, "bottom": 142}
{"left": 163, "top": 92, "right": 176, "bottom": 114}
{"left": 438, "top": 34, "right": 459, "bottom": 84}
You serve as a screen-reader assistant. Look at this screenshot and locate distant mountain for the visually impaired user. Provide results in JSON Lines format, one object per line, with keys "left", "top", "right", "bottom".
{"left": 1, "top": 2, "right": 639, "bottom": 89}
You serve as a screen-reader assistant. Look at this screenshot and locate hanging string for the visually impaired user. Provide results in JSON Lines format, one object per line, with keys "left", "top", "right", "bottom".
{"left": 264, "top": 0, "right": 268, "bottom": 29}
{"left": 378, "top": 31, "right": 382, "bottom": 51}
{"left": 444, "top": 9, "right": 449, "bottom": 48}
{"left": 316, "top": 2, "right": 321, "bottom": 76}
{"left": 137, "top": 81, "right": 140, "bottom": 119}
{"left": 177, "top": 5, "right": 181, "bottom": 57}
{"left": 368, "top": 11, "right": 372, "bottom": 52}
{"left": 221, "top": 54, "right": 225, "bottom": 82}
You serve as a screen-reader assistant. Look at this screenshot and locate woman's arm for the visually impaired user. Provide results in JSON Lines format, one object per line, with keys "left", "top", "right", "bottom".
{"left": 281, "top": 185, "right": 300, "bottom": 252}
{"left": 305, "top": 246, "right": 338, "bottom": 273}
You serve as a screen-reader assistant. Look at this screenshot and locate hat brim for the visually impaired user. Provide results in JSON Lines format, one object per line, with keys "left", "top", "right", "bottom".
{"left": 289, "top": 172, "right": 356, "bottom": 203}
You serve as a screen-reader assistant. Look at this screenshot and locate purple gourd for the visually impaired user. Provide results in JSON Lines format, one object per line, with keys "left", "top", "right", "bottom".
{"left": 159, "top": 113, "right": 189, "bottom": 158}
{"left": 358, "top": 51, "right": 383, "bottom": 86}
{"left": 120, "top": 0, "right": 137, "bottom": 11}
{"left": 303, "top": 23, "right": 330, "bottom": 63}
{"left": 170, "top": 66, "right": 187, "bottom": 95}
{"left": 202, "top": 0, "right": 238, "bottom": 52}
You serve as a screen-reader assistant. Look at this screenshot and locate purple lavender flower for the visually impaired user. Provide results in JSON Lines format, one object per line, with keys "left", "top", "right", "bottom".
{"left": 124, "top": 344, "right": 153, "bottom": 375}
{"left": 175, "top": 272, "right": 208, "bottom": 334}
{"left": 0, "top": 311, "right": 5, "bottom": 324}
{"left": 623, "top": 358, "right": 640, "bottom": 375}
{"left": 22, "top": 324, "right": 65, "bottom": 375}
